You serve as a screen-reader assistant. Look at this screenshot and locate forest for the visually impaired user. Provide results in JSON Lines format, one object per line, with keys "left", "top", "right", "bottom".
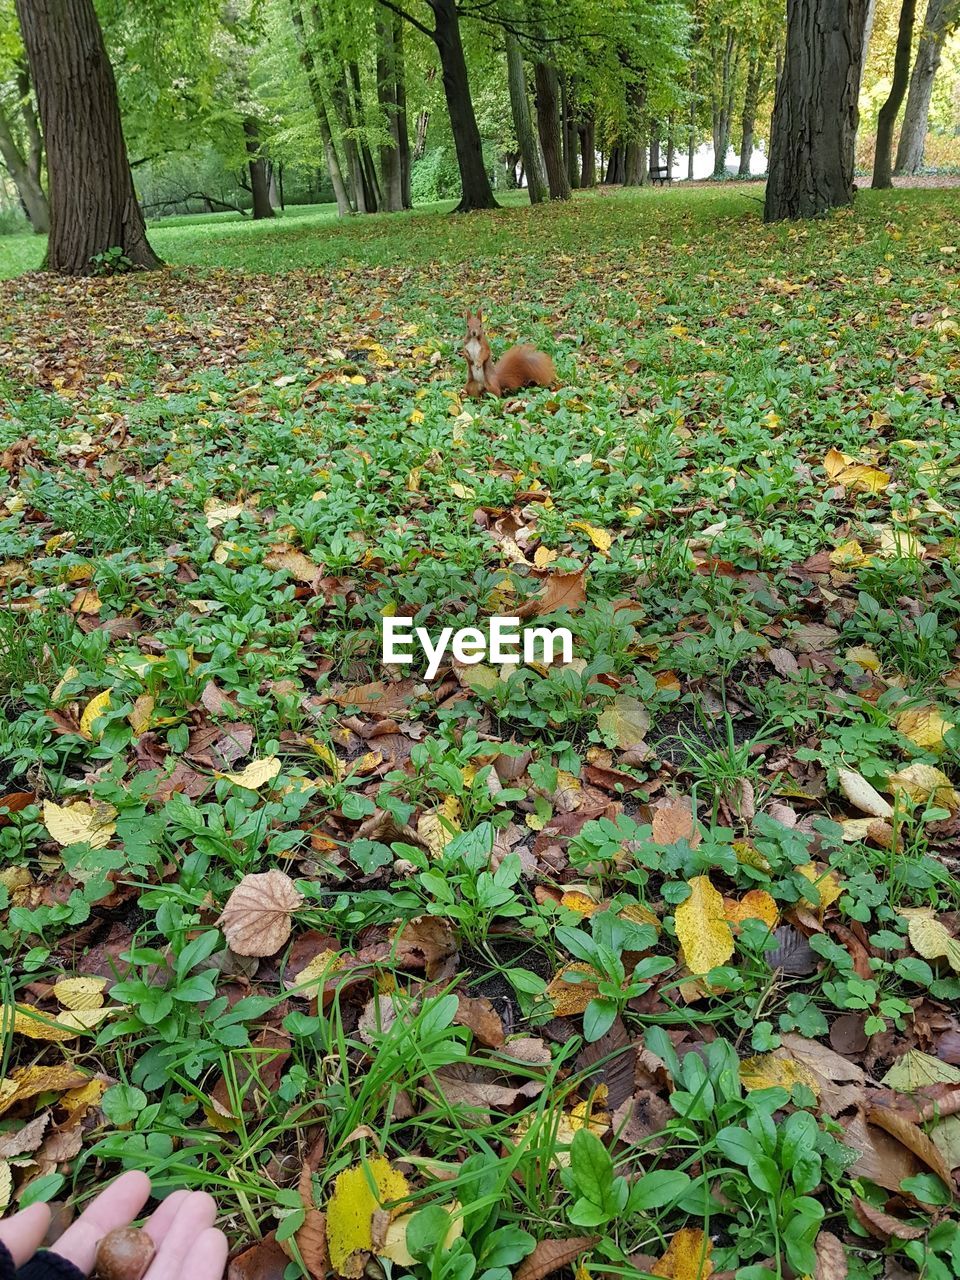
{"left": 1, "top": 1, "right": 960, "bottom": 1280}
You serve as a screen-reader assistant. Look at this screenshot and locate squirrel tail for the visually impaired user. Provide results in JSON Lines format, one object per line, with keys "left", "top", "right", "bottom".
{"left": 492, "top": 345, "right": 556, "bottom": 393}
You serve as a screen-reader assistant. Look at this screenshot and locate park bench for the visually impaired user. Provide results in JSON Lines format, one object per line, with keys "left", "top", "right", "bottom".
{"left": 649, "top": 165, "right": 671, "bottom": 186}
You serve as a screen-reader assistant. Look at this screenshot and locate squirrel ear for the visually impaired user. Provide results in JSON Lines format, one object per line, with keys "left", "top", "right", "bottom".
{"left": 477, "top": 308, "right": 482, "bottom": 321}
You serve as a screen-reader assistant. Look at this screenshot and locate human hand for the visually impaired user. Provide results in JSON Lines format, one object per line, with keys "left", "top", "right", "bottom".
{"left": 0, "top": 1172, "right": 228, "bottom": 1279}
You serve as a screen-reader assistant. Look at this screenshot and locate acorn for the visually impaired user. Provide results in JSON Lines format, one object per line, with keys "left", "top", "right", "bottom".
{"left": 94, "top": 1227, "right": 156, "bottom": 1280}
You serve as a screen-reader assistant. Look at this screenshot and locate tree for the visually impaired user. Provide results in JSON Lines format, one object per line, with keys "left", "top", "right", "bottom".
{"left": 763, "top": 0, "right": 870, "bottom": 221}
{"left": 534, "top": 58, "right": 570, "bottom": 198}
{"left": 895, "top": 0, "right": 960, "bottom": 174}
{"left": 0, "top": 60, "right": 47, "bottom": 231}
{"left": 505, "top": 30, "right": 548, "bottom": 203}
{"left": 872, "top": 0, "right": 917, "bottom": 188}
{"left": 376, "top": 11, "right": 404, "bottom": 210}
{"left": 378, "top": 0, "right": 497, "bottom": 210}
{"left": 14, "top": 0, "right": 160, "bottom": 272}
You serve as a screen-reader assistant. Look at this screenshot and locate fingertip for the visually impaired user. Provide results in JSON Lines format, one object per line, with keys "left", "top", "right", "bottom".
{"left": 113, "top": 1169, "right": 152, "bottom": 1200}
{"left": 183, "top": 1190, "right": 218, "bottom": 1222}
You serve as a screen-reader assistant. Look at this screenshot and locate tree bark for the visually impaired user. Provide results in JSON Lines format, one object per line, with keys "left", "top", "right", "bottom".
{"left": 0, "top": 106, "right": 49, "bottom": 232}
{"left": 687, "top": 62, "right": 697, "bottom": 180}
{"left": 349, "top": 61, "right": 382, "bottom": 212}
{"left": 290, "top": 0, "right": 352, "bottom": 215}
{"left": 872, "top": 0, "right": 918, "bottom": 187}
{"left": 376, "top": 14, "right": 403, "bottom": 210}
{"left": 561, "top": 72, "right": 579, "bottom": 189}
{"left": 666, "top": 114, "right": 675, "bottom": 178}
{"left": 14, "top": 0, "right": 159, "bottom": 272}
{"left": 423, "top": 0, "right": 497, "bottom": 210}
{"left": 712, "top": 29, "right": 738, "bottom": 177}
{"left": 534, "top": 60, "right": 570, "bottom": 199}
{"left": 394, "top": 14, "right": 412, "bottom": 208}
{"left": 244, "top": 118, "right": 275, "bottom": 219}
{"left": 738, "top": 52, "right": 763, "bottom": 177}
{"left": 764, "top": 0, "right": 871, "bottom": 221}
{"left": 622, "top": 73, "right": 646, "bottom": 186}
{"left": 895, "top": 0, "right": 959, "bottom": 173}
{"left": 579, "top": 113, "right": 596, "bottom": 186}
{"left": 505, "top": 31, "right": 548, "bottom": 204}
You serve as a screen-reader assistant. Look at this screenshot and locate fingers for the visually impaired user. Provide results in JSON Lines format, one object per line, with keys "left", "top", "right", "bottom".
{"left": 142, "top": 1192, "right": 220, "bottom": 1280}
{"left": 163, "top": 1226, "right": 228, "bottom": 1280}
{"left": 142, "top": 1190, "right": 191, "bottom": 1247}
{"left": 0, "top": 1202, "right": 52, "bottom": 1268}
{"left": 48, "top": 1170, "right": 152, "bottom": 1274}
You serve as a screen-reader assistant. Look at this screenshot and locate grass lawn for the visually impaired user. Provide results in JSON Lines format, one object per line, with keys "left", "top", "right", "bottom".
{"left": 1, "top": 184, "right": 960, "bottom": 1277}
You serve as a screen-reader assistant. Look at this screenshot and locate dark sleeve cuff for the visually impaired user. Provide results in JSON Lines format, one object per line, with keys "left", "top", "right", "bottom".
{"left": 0, "top": 1241, "right": 15, "bottom": 1280}
{"left": 16, "top": 1251, "right": 86, "bottom": 1280}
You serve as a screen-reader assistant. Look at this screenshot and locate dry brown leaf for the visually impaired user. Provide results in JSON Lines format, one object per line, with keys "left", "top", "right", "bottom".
{"left": 391, "top": 915, "right": 457, "bottom": 979}
{"left": 652, "top": 796, "right": 700, "bottom": 846}
{"left": 852, "top": 1198, "right": 924, "bottom": 1241}
{"left": 814, "top": 1231, "right": 847, "bottom": 1280}
{"left": 454, "top": 994, "right": 505, "bottom": 1048}
{"left": 866, "top": 1103, "right": 954, "bottom": 1188}
{"left": 514, "top": 1237, "right": 598, "bottom": 1280}
{"left": 517, "top": 569, "right": 587, "bottom": 618}
{"left": 218, "top": 870, "right": 304, "bottom": 957}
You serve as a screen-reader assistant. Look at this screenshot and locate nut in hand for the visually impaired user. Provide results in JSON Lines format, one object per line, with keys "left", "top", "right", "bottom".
{"left": 94, "top": 1226, "right": 156, "bottom": 1280}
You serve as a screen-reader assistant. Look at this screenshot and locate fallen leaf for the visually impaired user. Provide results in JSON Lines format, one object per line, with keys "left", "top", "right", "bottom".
{"left": 866, "top": 1103, "right": 953, "bottom": 1188}
{"left": 652, "top": 795, "right": 699, "bottom": 846}
{"left": 652, "top": 1227, "right": 713, "bottom": 1279}
{"left": 42, "top": 799, "right": 116, "bottom": 848}
{"left": 325, "top": 1157, "right": 410, "bottom": 1277}
{"left": 514, "top": 1237, "right": 598, "bottom": 1280}
{"left": 517, "top": 569, "right": 587, "bottom": 618}
{"left": 596, "top": 694, "right": 650, "bottom": 749}
{"left": 837, "top": 768, "right": 893, "bottom": 818}
{"left": 546, "top": 963, "right": 602, "bottom": 1016}
{"left": 568, "top": 520, "right": 613, "bottom": 556}
{"left": 675, "top": 876, "right": 734, "bottom": 975}
{"left": 903, "top": 909, "right": 960, "bottom": 974}
{"left": 79, "top": 689, "right": 111, "bottom": 739}
{"left": 887, "top": 762, "right": 960, "bottom": 811}
{"left": 218, "top": 757, "right": 282, "bottom": 790}
{"left": 852, "top": 1198, "right": 924, "bottom": 1241}
{"left": 896, "top": 705, "right": 954, "bottom": 753}
{"left": 814, "top": 1230, "right": 847, "bottom": 1280}
{"left": 218, "top": 870, "right": 304, "bottom": 957}
{"left": 52, "top": 977, "right": 107, "bottom": 1011}
{"left": 739, "top": 1053, "right": 820, "bottom": 1096}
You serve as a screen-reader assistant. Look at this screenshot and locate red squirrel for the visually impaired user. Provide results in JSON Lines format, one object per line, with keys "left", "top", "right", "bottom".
{"left": 463, "top": 310, "right": 556, "bottom": 399}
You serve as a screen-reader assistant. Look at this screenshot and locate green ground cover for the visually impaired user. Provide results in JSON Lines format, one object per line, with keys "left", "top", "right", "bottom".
{"left": 1, "top": 185, "right": 959, "bottom": 1279}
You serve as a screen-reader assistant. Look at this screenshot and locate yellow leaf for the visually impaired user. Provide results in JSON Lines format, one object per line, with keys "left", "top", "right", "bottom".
{"left": 652, "top": 1227, "right": 713, "bottom": 1280}
{"left": 0, "top": 1064, "right": 90, "bottom": 1119}
{"left": 546, "top": 962, "right": 601, "bottom": 1015}
{"left": 877, "top": 525, "right": 924, "bottom": 560}
{"left": 218, "top": 757, "right": 282, "bottom": 789}
{"left": 823, "top": 447, "right": 890, "bottom": 493}
{"left": 596, "top": 694, "right": 650, "bottom": 749}
{"left": 418, "top": 806, "right": 460, "bottom": 858}
{"left": 381, "top": 1203, "right": 463, "bottom": 1265}
{"left": 534, "top": 546, "right": 558, "bottom": 568}
{"left": 619, "top": 901, "right": 661, "bottom": 932}
{"left": 846, "top": 645, "right": 881, "bottom": 671}
{"left": 733, "top": 840, "right": 771, "bottom": 873}
{"left": 887, "top": 763, "right": 960, "bottom": 811}
{"left": 326, "top": 1158, "right": 411, "bottom": 1278}
{"left": 292, "top": 949, "right": 344, "bottom": 998}
{"left": 305, "top": 738, "right": 342, "bottom": 779}
{"left": 408, "top": 409, "right": 425, "bottom": 425}
{"left": 204, "top": 498, "right": 244, "bottom": 528}
{"left": 51, "top": 664, "right": 80, "bottom": 702}
{"left": 560, "top": 890, "right": 601, "bottom": 916}
{"left": 830, "top": 539, "right": 868, "bottom": 568}
{"left": 128, "top": 693, "right": 154, "bottom": 737}
{"left": 896, "top": 705, "right": 954, "bottom": 753}
{"left": 70, "top": 586, "right": 102, "bottom": 614}
{"left": 5, "top": 1003, "right": 78, "bottom": 1042}
{"left": 723, "top": 890, "right": 778, "bottom": 932}
{"left": 797, "top": 863, "right": 843, "bottom": 911}
{"left": 0, "top": 1161, "right": 10, "bottom": 1213}
{"left": 61, "top": 1078, "right": 106, "bottom": 1124}
{"left": 569, "top": 520, "right": 613, "bottom": 556}
{"left": 675, "top": 876, "right": 734, "bottom": 976}
{"left": 79, "top": 689, "right": 112, "bottom": 739}
{"left": 42, "top": 799, "right": 116, "bottom": 849}
{"left": 739, "top": 1053, "right": 820, "bottom": 1096}
{"left": 53, "top": 976, "right": 107, "bottom": 1011}
{"left": 903, "top": 910, "right": 960, "bottom": 975}
{"left": 45, "top": 531, "right": 76, "bottom": 554}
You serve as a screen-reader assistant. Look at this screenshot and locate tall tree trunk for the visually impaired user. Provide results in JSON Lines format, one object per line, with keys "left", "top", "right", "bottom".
{"left": 0, "top": 107, "right": 49, "bottom": 232}
{"left": 561, "top": 72, "right": 579, "bottom": 189}
{"left": 895, "top": 0, "right": 958, "bottom": 173}
{"left": 394, "top": 14, "right": 412, "bottom": 208}
{"left": 605, "top": 145, "right": 623, "bottom": 184}
{"left": 764, "top": 0, "right": 870, "bottom": 220}
{"left": 349, "top": 61, "right": 382, "bottom": 211}
{"left": 738, "top": 52, "right": 764, "bottom": 177}
{"left": 580, "top": 113, "right": 596, "bottom": 186}
{"left": 505, "top": 31, "right": 548, "bottom": 204}
{"left": 872, "top": 0, "right": 917, "bottom": 187}
{"left": 688, "top": 63, "right": 697, "bottom": 179}
{"left": 534, "top": 61, "right": 570, "bottom": 199}
{"left": 650, "top": 127, "right": 660, "bottom": 171}
{"left": 375, "top": 14, "right": 403, "bottom": 210}
{"left": 414, "top": 109, "right": 430, "bottom": 159}
{"left": 622, "top": 74, "right": 646, "bottom": 186}
{"left": 426, "top": 0, "right": 498, "bottom": 210}
{"left": 666, "top": 114, "right": 675, "bottom": 177}
{"left": 14, "top": 0, "right": 159, "bottom": 272}
{"left": 244, "top": 118, "right": 275, "bottom": 219}
{"left": 290, "top": 0, "right": 353, "bottom": 215}
{"left": 712, "top": 30, "right": 737, "bottom": 176}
